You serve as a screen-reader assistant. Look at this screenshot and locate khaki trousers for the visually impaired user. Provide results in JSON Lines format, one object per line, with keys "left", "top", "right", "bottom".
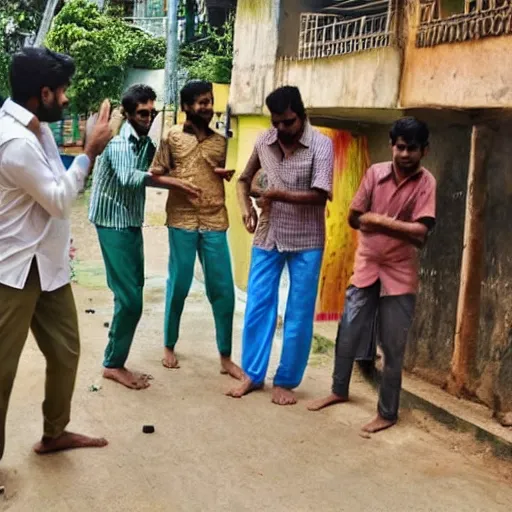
{"left": 0, "top": 261, "right": 80, "bottom": 459}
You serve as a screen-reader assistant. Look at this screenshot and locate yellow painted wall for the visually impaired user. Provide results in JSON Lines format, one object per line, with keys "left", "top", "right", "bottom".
{"left": 213, "top": 83, "right": 230, "bottom": 112}
{"left": 225, "top": 115, "right": 271, "bottom": 291}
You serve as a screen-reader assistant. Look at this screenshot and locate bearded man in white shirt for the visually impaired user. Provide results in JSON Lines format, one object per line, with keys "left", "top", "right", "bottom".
{"left": 0, "top": 47, "right": 112, "bottom": 459}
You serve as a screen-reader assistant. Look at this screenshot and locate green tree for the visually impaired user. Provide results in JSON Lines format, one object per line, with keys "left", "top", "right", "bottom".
{"left": 0, "top": 0, "right": 46, "bottom": 97}
{"left": 178, "top": 14, "right": 234, "bottom": 84}
{"left": 46, "top": 0, "right": 166, "bottom": 113}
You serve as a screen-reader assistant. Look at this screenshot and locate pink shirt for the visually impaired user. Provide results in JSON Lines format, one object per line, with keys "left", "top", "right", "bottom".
{"left": 350, "top": 162, "right": 436, "bottom": 296}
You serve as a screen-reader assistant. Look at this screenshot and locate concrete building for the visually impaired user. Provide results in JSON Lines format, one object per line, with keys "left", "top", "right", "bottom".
{"left": 225, "top": 0, "right": 512, "bottom": 422}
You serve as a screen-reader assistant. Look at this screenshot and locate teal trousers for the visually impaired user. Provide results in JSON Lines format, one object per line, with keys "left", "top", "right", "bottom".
{"left": 96, "top": 226, "right": 144, "bottom": 368}
{"left": 164, "top": 228, "right": 235, "bottom": 356}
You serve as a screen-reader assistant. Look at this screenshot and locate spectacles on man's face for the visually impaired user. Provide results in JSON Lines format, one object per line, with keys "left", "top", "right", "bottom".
{"left": 136, "top": 108, "right": 157, "bottom": 120}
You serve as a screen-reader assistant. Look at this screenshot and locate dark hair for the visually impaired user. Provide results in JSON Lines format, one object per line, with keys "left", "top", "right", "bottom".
{"left": 180, "top": 80, "right": 213, "bottom": 110}
{"left": 266, "top": 86, "right": 306, "bottom": 120}
{"left": 121, "top": 84, "right": 157, "bottom": 115}
{"left": 390, "top": 117, "right": 430, "bottom": 149}
{"left": 9, "top": 47, "right": 75, "bottom": 104}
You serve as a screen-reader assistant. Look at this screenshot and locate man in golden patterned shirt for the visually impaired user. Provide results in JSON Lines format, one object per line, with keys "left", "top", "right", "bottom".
{"left": 151, "top": 81, "right": 243, "bottom": 379}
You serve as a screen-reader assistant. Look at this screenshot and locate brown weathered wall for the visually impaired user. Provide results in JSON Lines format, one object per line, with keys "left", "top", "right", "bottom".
{"left": 473, "top": 120, "right": 512, "bottom": 412}
{"left": 406, "top": 125, "right": 469, "bottom": 384}
{"left": 400, "top": 3, "right": 512, "bottom": 109}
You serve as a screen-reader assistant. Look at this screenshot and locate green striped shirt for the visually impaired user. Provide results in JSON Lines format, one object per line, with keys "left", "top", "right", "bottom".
{"left": 88, "top": 121, "right": 155, "bottom": 229}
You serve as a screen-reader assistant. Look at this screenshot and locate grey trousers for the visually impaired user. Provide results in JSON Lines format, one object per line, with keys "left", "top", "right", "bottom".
{"left": 332, "top": 282, "right": 416, "bottom": 421}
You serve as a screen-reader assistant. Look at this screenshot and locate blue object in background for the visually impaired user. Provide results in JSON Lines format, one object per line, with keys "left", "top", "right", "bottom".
{"left": 60, "top": 154, "right": 74, "bottom": 170}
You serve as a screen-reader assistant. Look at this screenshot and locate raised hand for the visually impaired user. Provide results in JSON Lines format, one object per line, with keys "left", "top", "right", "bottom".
{"left": 85, "top": 100, "right": 113, "bottom": 161}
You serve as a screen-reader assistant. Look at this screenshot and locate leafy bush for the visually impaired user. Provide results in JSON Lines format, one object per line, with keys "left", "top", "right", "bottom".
{"left": 46, "top": 0, "right": 166, "bottom": 113}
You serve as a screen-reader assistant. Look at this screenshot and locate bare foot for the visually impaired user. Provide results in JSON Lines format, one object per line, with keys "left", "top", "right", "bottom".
{"left": 225, "top": 377, "right": 263, "bottom": 398}
{"left": 103, "top": 368, "right": 150, "bottom": 390}
{"left": 307, "top": 393, "right": 348, "bottom": 411}
{"left": 162, "top": 347, "right": 180, "bottom": 369}
{"left": 220, "top": 357, "right": 244, "bottom": 380}
{"left": 271, "top": 386, "right": 297, "bottom": 406}
{"left": 361, "top": 414, "right": 396, "bottom": 433}
{"left": 34, "top": 431, "right": 108, "bottom": 455}
{"left": 132, "top": 370, "right": 154, "bottom": 381}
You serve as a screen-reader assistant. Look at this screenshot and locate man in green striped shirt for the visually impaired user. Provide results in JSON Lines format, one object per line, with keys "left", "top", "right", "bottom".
{"left": 89, "top": 85, "right": 199, "bottom": 390}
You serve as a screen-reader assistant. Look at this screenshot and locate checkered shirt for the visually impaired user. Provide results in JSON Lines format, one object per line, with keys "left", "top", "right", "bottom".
{"left": 241, "top": 122, "right": 334, "bottom": 252}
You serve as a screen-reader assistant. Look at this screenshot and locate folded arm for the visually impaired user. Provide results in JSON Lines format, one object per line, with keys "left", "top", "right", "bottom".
{"left": 349, "top": 210, "right": 431, "bottom": 248}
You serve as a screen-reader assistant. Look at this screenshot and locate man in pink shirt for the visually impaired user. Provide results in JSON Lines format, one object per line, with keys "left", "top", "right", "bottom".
{"left": 308, "top": 117, "right": 436, "bottom": 433}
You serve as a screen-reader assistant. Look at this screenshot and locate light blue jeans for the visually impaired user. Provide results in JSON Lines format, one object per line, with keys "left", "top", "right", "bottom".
{"left": 242, "top": 247, "right": 324, "bottom": 389}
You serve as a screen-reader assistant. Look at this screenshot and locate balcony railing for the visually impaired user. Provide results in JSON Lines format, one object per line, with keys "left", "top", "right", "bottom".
{"left": 298, "top": 12, "right": 393, "bottom": 60}
{"left": 417, "top": 0, "right": 512, "bottom": 47}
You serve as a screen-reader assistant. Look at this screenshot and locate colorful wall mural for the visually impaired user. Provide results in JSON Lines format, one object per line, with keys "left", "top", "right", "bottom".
{"left": 225, "top": 116, "right": 369, "bottom": 322}
{"left": 315, "top": 128, "right": 369, "bottom": 321}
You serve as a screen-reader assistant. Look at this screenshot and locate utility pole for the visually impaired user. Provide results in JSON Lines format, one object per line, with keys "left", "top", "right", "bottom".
{"left": 164, "top": 0, "right": 180, "bottom": 125}
{"left": 34, "top": 0, "right": 60, "bottom": 47}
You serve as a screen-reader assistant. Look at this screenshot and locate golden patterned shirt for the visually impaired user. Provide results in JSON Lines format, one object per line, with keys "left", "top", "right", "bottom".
{"left": 151, "top": 126, "right": 229, "bottom": 231}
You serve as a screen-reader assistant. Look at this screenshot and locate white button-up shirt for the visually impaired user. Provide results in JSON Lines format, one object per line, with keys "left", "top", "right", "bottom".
{"left": 0, "top": 99, "right": 90, "bottom": 291}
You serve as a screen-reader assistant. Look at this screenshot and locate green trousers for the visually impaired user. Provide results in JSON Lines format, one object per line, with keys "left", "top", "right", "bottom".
{"left": 96, "top": 226, "right": 144, "bottom": 369}
{"left": 0, "top": 260, "right": 80, "bottom": 460}
{"left": 164, "top": 228, "right": 235, "bottom": 357}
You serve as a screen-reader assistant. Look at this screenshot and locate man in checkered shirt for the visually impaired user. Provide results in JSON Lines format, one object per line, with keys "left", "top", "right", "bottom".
{"left": 227, "top": 86, "right": 334, "bottom": 405}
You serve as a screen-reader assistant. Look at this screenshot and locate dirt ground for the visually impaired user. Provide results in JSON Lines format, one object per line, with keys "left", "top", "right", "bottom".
{"left": 1, "top": 190, "right": 511, "bottom": 511}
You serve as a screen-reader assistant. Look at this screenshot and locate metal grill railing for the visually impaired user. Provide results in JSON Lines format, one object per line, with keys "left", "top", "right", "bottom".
{"left": 298, "top": 12, "right": 393, "bottom": 60}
